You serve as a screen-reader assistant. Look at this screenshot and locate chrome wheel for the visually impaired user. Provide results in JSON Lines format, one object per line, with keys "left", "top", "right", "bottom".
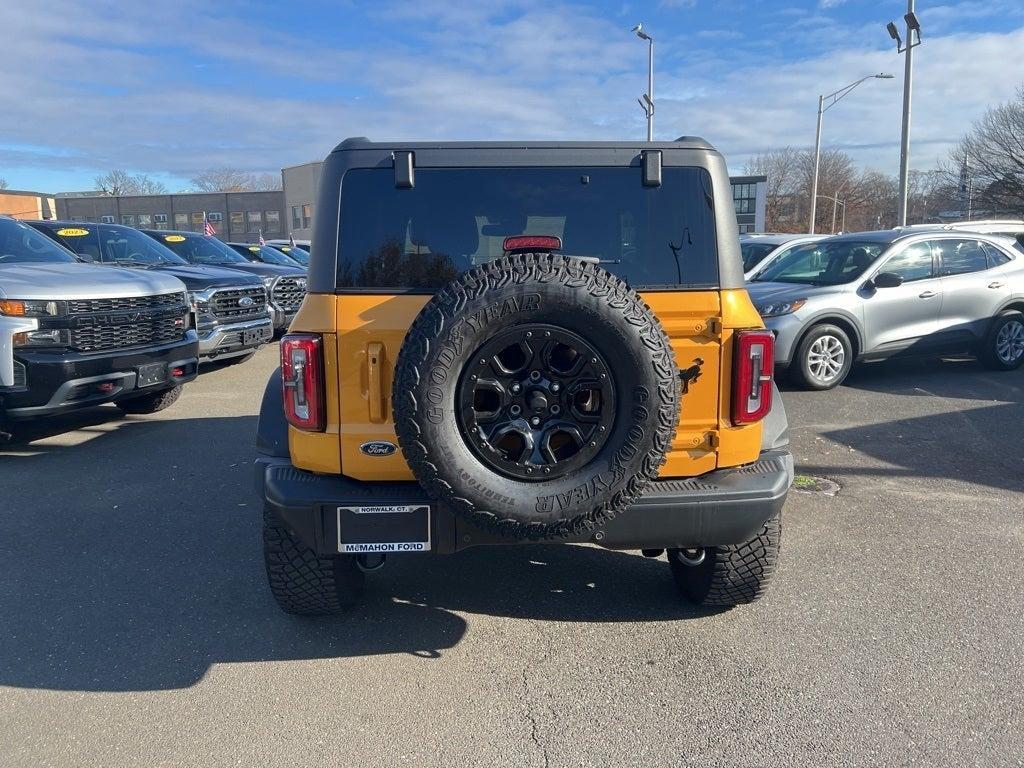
{"left": 806, "top": 334, "right": 846, "bottom": 384}
{"left": 995, "top": 320, "right": 1024, "bottom": 364}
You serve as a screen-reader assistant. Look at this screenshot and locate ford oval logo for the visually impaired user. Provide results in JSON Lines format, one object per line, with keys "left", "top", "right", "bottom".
{"left": 238, "top": 296, "right": 254, "bottom": 308}
{"left": 360, "top": 441, "right": 397, "bottom": 457}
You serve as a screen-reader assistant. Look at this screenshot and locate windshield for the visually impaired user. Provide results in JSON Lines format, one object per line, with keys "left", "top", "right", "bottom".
{"left": 740, "top": 242, "right": 778, "bottom": 272}
{"left": 337, "top": 166, "right": 719, "bottom": 291}
{"left": 150, "top": 232, "right": 249, "bottom": 265}
{"left": 241, "top": 245, "right": 300, "bottom": 266}
{"left": 754, "top": 240, "right": 887, "bottom": 286}
{"left": 273, "top": 245, "right": 308, "bottom": 266}
{"left": 38, "top": 224, "right": 187, "bottom": 266}
{"left": 0, "top": 219, "right": 78, "bottom": 264}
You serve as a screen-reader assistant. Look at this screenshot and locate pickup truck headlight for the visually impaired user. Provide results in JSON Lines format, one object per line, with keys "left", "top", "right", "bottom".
{"left": 757, "top": 299, "right": 806, "bottom": 318}
{"left": 13, "top": 328, "right": 70, "bottom": 347}
{"left": 0, "top": 299, "right": 65, "bottom": 317}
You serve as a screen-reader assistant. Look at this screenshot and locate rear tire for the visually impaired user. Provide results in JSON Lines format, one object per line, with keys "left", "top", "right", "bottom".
{"left": 979, "top": 311, "right": 1024, "bottom": 371}
{"left": 262, "top": 508, "right": 364, "bottom": 615}
{"left": 668, "top": 513, "right": 781, "bottom": 608}
{"left": 790, "top": 324, "right": 853, "bottom": 390}
{"left": 115, "top": 384, "right": 182, "bottom": 414}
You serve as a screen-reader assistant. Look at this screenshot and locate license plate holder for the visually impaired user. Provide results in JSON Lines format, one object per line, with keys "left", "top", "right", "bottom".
{"left": 336, "top": 505, "right": 431, "bottom": 554}
{"left": 242, "top": 328, "right": 264, "bottom": 346}
{"left": 136, "top": 362, "right": 168, "bottom": 388}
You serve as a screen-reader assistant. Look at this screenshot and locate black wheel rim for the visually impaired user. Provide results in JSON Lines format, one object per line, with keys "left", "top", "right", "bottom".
{"left": 456, "top": 324, "right": 616, "bottom": 481}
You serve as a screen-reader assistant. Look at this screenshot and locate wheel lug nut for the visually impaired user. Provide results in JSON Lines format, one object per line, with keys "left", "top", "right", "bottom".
{"left": 530, "top": 417, "right": 541, "bottom": 426}
{"left": 511, "top": 383, "right": 521, "bottom": 393}
{"left": 544, "top": 467, "right": 551, "bottom": 474}
{"left": 530, "top": 371, "right": 541, "bottom": 382}
{"left": 526, "top": 331, "right": 533, "bottom": 338}
{"left": 550, "top": 405, "right": 561, "bottom": 414}
{"left": 510, "top": 405, "right": 521, "bottom": 415}
{"left": 551, "top": 382, "right": 560, "bottom": 392}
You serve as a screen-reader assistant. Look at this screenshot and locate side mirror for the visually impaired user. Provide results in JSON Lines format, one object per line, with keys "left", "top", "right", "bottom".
{"left": 76, "top": 252, "right": 94, "bottom": 263}
{"left": 873, "top": 271, "right": 904, "bottom": 288}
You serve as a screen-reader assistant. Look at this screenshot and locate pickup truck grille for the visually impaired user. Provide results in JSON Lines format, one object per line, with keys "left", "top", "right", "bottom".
{"left": 211, "top": 286, "right": 268, "bottom": 320}
{"left": 271, "top": 277, "right": 306, "bottom": 312}
{"left": 70, "top": 316, "right": 185, "bottom": 353}
{"left": 64, "top": 292, "right": 188, "bottom": 353}
{"left": 67, "top": 292, "right": 185, "bottom": 314}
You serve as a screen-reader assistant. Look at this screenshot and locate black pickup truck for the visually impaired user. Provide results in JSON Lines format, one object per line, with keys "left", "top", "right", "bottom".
{"left": 31, "top": 221, "right": 274, "bottom": 362}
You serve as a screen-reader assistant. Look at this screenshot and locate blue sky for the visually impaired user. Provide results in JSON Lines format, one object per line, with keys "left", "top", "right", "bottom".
{"left": 2, "top": 0, "right": 1023, "bottom": 193}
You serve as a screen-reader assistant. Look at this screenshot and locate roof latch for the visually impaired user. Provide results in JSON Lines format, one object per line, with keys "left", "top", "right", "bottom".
{"left": 641, "top": 149, "right": 662, "bottom": 187}
{"left": 394, "top": 151, "right": 414, "bottom": 189}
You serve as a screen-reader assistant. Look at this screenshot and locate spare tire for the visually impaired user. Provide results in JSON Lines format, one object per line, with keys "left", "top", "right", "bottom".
{"left": 393, "top": 253, "right": 680, "bottom": 540}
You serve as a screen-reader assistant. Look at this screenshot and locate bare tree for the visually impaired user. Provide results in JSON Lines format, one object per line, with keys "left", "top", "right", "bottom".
{"left": 945, "top": 87, "right": 1024, "bottom": 218}
{"left": 189, "top": 169, "right": 281, "bottom": 192}
{"left": 94, "top": 169, "right": 167, "bottom": 196}
{"left": 0, "top": 178, "right": 8, "bottom": 190}
{"left": 744, "top": 148, "right": 801, "bottom": 231}
{"left": 251, "top": 172, "right": 282, "bottom": 191}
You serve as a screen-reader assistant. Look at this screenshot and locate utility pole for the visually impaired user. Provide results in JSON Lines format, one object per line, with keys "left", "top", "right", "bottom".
{"left": 888, "top": 2, "right": 923, "bottom": 226}
{"left": 808, "top": 74, "right": 893, "bottom": 233}
{"left": 632, "top": 24, "right": 654, "bottom": 141}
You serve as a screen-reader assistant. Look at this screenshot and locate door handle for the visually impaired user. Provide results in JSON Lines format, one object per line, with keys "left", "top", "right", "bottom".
{"left": 988, "top": 282, "right": 1005, "bottom": 289}
{"left": 367, "top": 342, "right": 385, "bottom": 423}
{"left": 918, "top": 290, "right": 937, "bottom": 299}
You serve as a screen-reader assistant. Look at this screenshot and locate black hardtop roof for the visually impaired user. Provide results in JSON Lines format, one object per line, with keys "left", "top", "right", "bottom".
{"left": 331, "top": 136, "right": 716, "bottom": 154}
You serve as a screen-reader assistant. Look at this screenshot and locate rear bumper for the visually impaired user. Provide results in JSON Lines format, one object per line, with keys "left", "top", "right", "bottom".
{"left": 255, "top": 449, "right": 794, "bottom": 555}
{"left": 197, "top": 317, "right": 273, "bottom": 358}
{"left": 3, "top": 334, "right": 199, "bottom": 418}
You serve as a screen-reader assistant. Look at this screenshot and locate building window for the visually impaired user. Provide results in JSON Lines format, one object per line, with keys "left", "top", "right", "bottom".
{"left": 121, "top": 214, "right": 135, "bottom": 226}
{"left": 291, "top": 206, "right": 301, "bottom": 230}
{"left": 265, "top": 210, "right": 280, "bottom": 233}
{"left": 100, "top": 215, "right": 115, "bottom": 224}
{"left": 230, "top": 212, "right": 245, "bottom": 234}
{"left": 247, "top": 211, "right": 263, "bottom": 233}
{"left": 301, "top": 204, "right": 312, "bottom": 229}
{"left": 137, "top": 214, "right": 152, "bottom": 228}
{"left": 208, "top": 212, "right": 223, "bottom": 223}
{"left": 732, "top": 183, "right": 757, "bottom": 216}
{"left": 190, "top": 212, "right": 205, "bottom": 232}
{"left": 174, "top": 213, "right": 189, "bottom": 230}
{"left": 153, "top": 214, "right": 168, "bottom": 230}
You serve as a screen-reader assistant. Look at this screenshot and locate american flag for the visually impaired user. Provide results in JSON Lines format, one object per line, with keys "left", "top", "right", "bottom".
{"left": 204, "top": 216, "right": 216, "bottom": 237}
{"left": 259, "top": 230, "right": 266, "bottom": 246}
{"left": 289, "top": 234, "right": 296, "bottom": 248}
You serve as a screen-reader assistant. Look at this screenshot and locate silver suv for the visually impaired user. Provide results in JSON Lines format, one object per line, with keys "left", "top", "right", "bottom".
{"left": 747, "top": 229, "right": 1024, "bottom": 389}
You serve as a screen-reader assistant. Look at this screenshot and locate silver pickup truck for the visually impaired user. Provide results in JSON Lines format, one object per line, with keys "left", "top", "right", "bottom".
{"left": 0, "top": 217, "right": 198, "bottom": 432}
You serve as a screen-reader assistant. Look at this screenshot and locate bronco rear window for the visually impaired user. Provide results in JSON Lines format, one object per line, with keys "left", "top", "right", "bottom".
{"left": 337, "top": 166, "right": 718, "bottom": 291}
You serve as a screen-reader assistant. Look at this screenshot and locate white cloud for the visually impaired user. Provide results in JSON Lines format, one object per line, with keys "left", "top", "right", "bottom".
{"left": 0, "top": 0, "right": 1022, "bottom": 189}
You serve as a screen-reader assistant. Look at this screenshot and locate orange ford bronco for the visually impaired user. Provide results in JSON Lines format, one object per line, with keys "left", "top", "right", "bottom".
{"left": 255, "top": 138, "right": 792, "bottom": 614}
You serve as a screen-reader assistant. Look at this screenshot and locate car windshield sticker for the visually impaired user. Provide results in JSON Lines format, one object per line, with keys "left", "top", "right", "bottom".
{"left": 249, "top": 246, "right": 260, "bottom": 252}
{"left": 164, "top": 235, "right": 186, "bottom": 242}
{"left": 56, "top": 228, "right": 89, "bottom": 237}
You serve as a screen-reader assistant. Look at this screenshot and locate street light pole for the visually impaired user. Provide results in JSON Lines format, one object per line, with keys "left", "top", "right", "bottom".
{"left": 808, "top": 73, "right": 893, "bottom": 234}
{"left": 632, "top": 24, "right": 654, "bottom": 141}
{"left": 888, "top": 1, "right": 923, "bottom": 226}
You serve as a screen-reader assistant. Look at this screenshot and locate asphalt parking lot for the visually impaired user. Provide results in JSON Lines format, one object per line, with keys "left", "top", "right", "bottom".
{"left": 1, "top": 346, "right": 1021, "bottom": 768}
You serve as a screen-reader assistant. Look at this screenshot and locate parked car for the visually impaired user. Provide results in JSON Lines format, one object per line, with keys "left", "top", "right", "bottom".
{"left": 0, "top": 217, "right": 197, "bottom": 432}
{"left": 140, "top": 230, "right": 306, "bottom": 331}
{"left": 740, "top": 233, "right": 827, "bottom": 280}
{"left": 265, "top": 240, "right": 309, "bottom": 267}
{"left": 29, "top": 221, "right": 273, "bottom": 362}
{"left": 897, "top": 220, "right": 1024, "bottom": 246}
{"left": 255, "top": 136, "right": 793, "bottom": 615}
{"left": 748, "top": 229, "right": 1024, "bottom": 390}
{"left": 226, "top": 242, "right": 305, "bottom": 270}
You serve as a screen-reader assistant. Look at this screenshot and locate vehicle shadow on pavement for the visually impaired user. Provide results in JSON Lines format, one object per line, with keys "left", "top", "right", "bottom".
{"left": 0, "top": 414, "right": 701, "bottom": 693}
{"left": 796, "top": 358, "right": 1024, "bottom": 493}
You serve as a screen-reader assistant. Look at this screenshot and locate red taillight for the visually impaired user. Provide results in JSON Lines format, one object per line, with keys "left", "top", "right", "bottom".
{"left": 503, "top": 235, "right": 562, "bottom": 253}
{"left": 731, "top": 330, "right": 775, "bottom": 425}
{"left": 171, "top": 366, "right": 185, "bottom": 378}
{"left": 281, "top": 333, "right": 324, "bottom": 432}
